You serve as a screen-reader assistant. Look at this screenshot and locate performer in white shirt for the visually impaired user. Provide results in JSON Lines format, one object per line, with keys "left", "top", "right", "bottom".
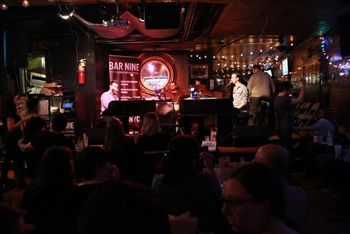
{"left": 100, "top": 80, "right": 119, "bottom": 114}
{"left": 231, "top": 73, "right": 248, "bottom": 110}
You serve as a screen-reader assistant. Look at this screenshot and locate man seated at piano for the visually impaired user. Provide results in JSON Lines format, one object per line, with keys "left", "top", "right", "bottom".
{"left": 193, "top": 79, "right": 211, "bottom": 98}
{"left": 164, "top": 81, "right": 185, "bottom": 103}
{"left": 164, "top": 81, "right": 188, "bottom": 113}
{"left": 100, "top": 80, "right": 119, "bottom": 114}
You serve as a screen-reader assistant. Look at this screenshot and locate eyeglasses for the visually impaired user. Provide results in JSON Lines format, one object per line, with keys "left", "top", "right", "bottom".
{"left": 222, "top": 197, "right": 255, "bottom": 211}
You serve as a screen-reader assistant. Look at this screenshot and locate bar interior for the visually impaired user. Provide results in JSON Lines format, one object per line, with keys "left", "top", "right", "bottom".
{"left": 1, "top": 0, "right": 350, "bottom": 233}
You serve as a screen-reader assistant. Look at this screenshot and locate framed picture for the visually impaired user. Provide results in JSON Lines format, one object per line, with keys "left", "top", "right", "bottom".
{"left": 190, "top": 64, "right": 208, "bottom": 79}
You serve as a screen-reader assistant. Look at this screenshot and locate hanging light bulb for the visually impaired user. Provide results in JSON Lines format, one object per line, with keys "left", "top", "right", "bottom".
{"left": 22, "top": 0, "right": 29, "bottom": 7}
{"left": 1, "top": 2, "right": 8, "bottom": 10}
{"left": 58, "top": 5, "right": 74, "bottom": 20}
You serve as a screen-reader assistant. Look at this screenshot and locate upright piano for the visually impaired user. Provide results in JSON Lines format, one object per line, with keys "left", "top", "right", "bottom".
{"left": 179, "top": 98, "right": 236, "bottom": 116}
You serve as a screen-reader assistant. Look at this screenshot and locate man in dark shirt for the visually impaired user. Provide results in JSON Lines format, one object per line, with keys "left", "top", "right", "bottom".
{"left": 19, "top": 112, "right": 76, "bottom": 178}
{"left": 31, "top": 112, "right": 76, "bottom": 160}
{"left": 165, "top": 81, "right": 185, "bottom": 103}
{"left": 274, "top": 80, "right": 304, "bottom": 151}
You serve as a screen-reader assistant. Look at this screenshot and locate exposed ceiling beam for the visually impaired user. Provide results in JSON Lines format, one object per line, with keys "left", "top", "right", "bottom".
{"left": 10, "top": 0, "right": 228, "bottom": 6}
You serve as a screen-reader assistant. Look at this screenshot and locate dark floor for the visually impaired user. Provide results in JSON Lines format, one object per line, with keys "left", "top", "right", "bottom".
{"left": 290, "top": 157, "right": 350, "bottom": 234}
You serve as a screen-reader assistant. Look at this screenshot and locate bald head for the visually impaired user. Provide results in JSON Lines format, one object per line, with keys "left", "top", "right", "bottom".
{"left": 254, "top": 144, "right": 290, "bottom": 177}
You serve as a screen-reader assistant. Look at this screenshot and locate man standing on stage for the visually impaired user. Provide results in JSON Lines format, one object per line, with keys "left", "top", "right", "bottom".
{"left": 247, "top": 64, "right": 275, "bottom": 125}
{"left": 231, "top": 73, "right": 248, "bottom": 110}
{"left": 100, "top": 80, "right": 119, "bottom": 114}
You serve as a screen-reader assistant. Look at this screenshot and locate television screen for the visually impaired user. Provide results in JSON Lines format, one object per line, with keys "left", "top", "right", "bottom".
{"left": 282, "top": 58, "right": 289, "bottom": 76}
{"left": 62, "top": 102, "right": 74, "bottom": 109}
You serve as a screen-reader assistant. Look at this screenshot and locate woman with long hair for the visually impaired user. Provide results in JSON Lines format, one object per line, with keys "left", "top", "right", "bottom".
{"left": 103, "top": 117, "right": 137, "bottom": 181}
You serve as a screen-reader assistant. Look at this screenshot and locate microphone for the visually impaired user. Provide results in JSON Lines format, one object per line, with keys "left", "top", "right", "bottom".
{"left": 224, "top": 81, "right": 232, "bottom": 89}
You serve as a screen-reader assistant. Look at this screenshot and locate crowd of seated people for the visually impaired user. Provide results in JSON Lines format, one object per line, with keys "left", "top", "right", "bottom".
{"left": 0, "top": 104, "right": 345, "bottom": 234}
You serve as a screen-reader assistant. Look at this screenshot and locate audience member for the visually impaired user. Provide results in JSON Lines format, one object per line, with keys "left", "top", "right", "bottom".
{"left": 21, "top": 146, "right": 74, "bottom": 234}
{"left": 18, "top": 116, "right": 46, "bottom": 180}
{"left": 33, "top": 112, "right": 75, "bottom": 156}
{"left": 54, "top": 146, "right": 119, "bottom": 234}
{"left": 78, "top": 182, "right": 171, "bottom": 234}
{"left": 254, "top": 144, "right": 308, "bottom": 232}
{"left": 18, "top": 112, "right": 75, "bottom": 180}
{"left": 0, "top": 95, "right": 28, "bottom": 189}
{"left": 135, "top": 112, "right": 171, "bottom": 185}
{"left": 247, "top": 64, "right": 275, "bottom": 125}
{"left": 152, "top": 135, "right": 227, "bottom": 234}
{"left": 274, "top": 80, "right": 304, "bottom": 151}
{"left": 76, "top": 146, "right": 119, "bottom": 184}
{"left": 222, "top": 163, "right": 298, "bottom": 234}
{"left": 136, "top": 112, "right": 171, "bottom": 152}
{"left": 298, "top": 108, "right": 334, "bottom": 137}
{"left": 104, "top": 117, "right": 138, "bottom": 181}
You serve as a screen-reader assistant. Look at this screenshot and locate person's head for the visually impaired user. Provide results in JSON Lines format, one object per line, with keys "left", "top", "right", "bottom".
{"left": 277, "top": 81, "right": 293, "bottom": 95}
{"left": 222, "top": 163, "right": 285, "bottom": 233}
{"left": 76, "top": 146, "right": 119, "bottom": 183}
{"left": 230, "top": 73, "right": 240, "bottom": 84}
{"left": 195, "top": 79, "right": 201, "bottom": 86}
{"left": 22, "top": 116, "right": 46, "bottom": 142}
{"left": 50, "top": 112, "right": 68, "bottom": 132}
{"left": 109, "top": 80, "right": 118, "bottom": 93}
{"left": 168, "top": 134, "right": 200, "bottom": 161}
{"left": 78, "top": 183, "right": 170, "bottom": 234}
{"left": 104, "top": 117, "right": 125, "bottom": 151}
{"left": 141, "top": 112, "right": 161, "bottom": 136}
{"left": 38, "top": 146, "right": 74, "bottom": 188}
{"left": 252, "top": 64, "right": 262, "bottom": 73}
{"left": 254, "top": 144, "right": 290, "bottom": 178}
{"left": 168, "top": 81, "right": 177, "bottom": 91}
{"left": 163, "top": 135, "right": 200, "bottom": 185}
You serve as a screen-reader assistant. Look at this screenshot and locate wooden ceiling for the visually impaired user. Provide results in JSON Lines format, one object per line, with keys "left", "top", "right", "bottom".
{"left": 1, "top": 0, "right": 350, "bottom": 67}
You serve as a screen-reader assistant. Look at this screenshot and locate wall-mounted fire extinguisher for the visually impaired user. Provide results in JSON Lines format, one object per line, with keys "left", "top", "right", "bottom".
{"left": 77, "top": 59, "right": 87, "bottom": 85}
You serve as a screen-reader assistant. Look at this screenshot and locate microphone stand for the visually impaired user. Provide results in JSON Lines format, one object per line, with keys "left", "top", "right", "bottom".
{"left": 224, "top": 82, "right": 232, "bottom": 89}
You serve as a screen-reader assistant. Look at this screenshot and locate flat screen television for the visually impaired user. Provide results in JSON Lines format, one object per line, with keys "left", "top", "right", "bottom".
{"left": 62, "top": 102, "right": 74, "bottom": 110}
{"left": 282, "top": 58, "right": 289, "bottom": 76}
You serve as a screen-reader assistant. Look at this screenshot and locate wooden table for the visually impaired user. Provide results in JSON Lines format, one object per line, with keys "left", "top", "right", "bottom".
{"left": 217, "top": 146, "right": 260, "bottom": 155}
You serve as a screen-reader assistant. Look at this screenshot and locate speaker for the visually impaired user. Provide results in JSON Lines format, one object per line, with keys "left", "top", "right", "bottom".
{"left": 338, "top": 14, "right": 350, "bottom": 57}
{"left": 144, "top": 3, "right": 180, "bottom": 29}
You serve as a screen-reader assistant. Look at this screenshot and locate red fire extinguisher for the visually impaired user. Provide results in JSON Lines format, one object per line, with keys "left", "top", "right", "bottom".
{"left": 77, "top": 59, "right": 86, "bottom": 85}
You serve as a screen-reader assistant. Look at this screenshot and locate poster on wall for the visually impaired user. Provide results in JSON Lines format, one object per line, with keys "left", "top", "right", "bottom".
{"left": 109, "top": 55, "right": 141, "bottom": 100}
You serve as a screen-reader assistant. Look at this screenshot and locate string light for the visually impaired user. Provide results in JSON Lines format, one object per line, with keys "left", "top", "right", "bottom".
{"left": 22, "top": 0, "right": 30, "bottom": 7}
{"left": 0, "top": 2, "right": 8, "bottom": 10}
{"left": 320, "top": 35, "right": 350, "bottom": 79}
{"left": 0, "top": 1, "right": 31, "bottom": 9}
